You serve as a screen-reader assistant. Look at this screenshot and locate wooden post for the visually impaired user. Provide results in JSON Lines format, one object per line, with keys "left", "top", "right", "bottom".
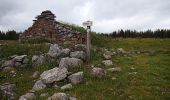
{"left": 87, "top": 26, "right": 91, "bottom": 62}
{"left": 83, "top": 21, "right": 93, "bottom": 62}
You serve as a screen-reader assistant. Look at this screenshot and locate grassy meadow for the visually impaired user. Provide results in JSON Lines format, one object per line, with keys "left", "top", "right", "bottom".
{"left": 0, "top": 34, "right": 170, "bottom": 100}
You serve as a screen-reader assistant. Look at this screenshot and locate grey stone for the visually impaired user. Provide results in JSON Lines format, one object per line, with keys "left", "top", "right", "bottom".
{"left": 1, "top": 60, "right": 14, "bottom": 69}
{"left": 2, "top": 67, "right": 14, "bottom": 72}
{"left": 0, "top": 83, "right": 16, "bottom": 100}
{"left": 102, "top": 60, "right": 113, "bottom": 66}
{"left": 13, "top": 55, "right": 27, "bottom": 62}
{"left": 69, "top": 97, "right": 77, "bottom": 100}
{"left": 40, "top": 67, "right": 68, "bottom": 84}
{"left": 74, "top": 44, "right": 86, "bottom": 52}
{"left": 103, "top": 53, "right": 112, "bottom": 60}
{"left": 112, "top": 52, "right": 117, "bottom": 56}
{"left": 32, "top": 55, "right": 45, "bottom": 66}
{"left": 19, "top": 93, "right": 36, "bottom": 100}
{"left": 117, "top": 48, "right": 126, "bottom": 54}
{"left": 47, "top": 44, "right": 62, "bottom": 58}
{"left": 32, "top": 71, "right": 40, "bottom": 78}
{"left": 2, "top": 91, "right": 16, "bottom": 100}
{"left": 91, "top": 67, "right": 106, "bottom": 78}
{"left": 48, "top": 93, "right": 68, "bottom": 100}
{"left": 60, "top": 48, "right": 70, "bottom": 57}
{"left": 32, "top": 80, "right": 46, "bottom": 91}
{"left": 70, "top": 51, "right": 86, "bottom": 61}
{"left": 60, "top": 83, "right": 72, "bottom": 91}
{"left": 68, "top": 72, "right": 83, "bottom": 85}
{"left": 107, "top": 67, "right": 122, "bottom": 72}
{"left": 40, "top": 93, "right": 49, "bottom": 97}
{"left": 59, "top": 57, "right": 83, "bottom": 69}
{"left": 0, "top": 83, "right": 16, "bottom": 92}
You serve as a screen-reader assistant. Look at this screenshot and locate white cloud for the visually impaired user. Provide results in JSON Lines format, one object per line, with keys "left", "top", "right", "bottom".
{"left": 0, "top": 0, "right": 170, "bottom": 33}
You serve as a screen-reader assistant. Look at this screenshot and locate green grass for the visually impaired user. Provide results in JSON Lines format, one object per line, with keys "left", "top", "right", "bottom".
{"left": 0, "top": 37, "right": 170, "bottom": 100}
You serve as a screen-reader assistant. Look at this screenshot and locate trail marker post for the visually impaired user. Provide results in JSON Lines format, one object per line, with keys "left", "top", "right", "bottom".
{"left": 83, "top": 21, "right": 93, "bottom": 62}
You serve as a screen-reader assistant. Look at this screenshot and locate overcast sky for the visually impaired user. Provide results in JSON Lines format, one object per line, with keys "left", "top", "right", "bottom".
{"left": 0, "top": 0, "right": 170, "bottom": 33}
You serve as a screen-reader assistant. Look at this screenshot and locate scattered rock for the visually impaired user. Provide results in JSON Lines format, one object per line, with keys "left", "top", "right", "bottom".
{"left": 128, "top": 72, "right": 138, "bottom": 75}
{"left": 1, "top": 60, "right": 14, "bottom": 69}
{"left": 32, "top": 55, "right": 46, "bottom": 66}
{"left": 32, "top": 80, "right": 46, "bottom": 91}
{"left": 48, "top": 93, "right": 68, "bottom": 100}
{"left": 103, "top": 53, "right": 112, "bottom": 60}
{"left": 40, "top": 93, "right": 49, "bottom": 97}
{"left": 47, "top": 44, "right": 62, "bottom": 58}
{"left": 70, "top": 51, "right": 86, "bottom": 61}
{"left": 107, "top": 67, "right": 122, "bottom": 72}
{"left": 102, "top": 60, "right": 113, "bottom": 66}
{"left": 117, "top": 48, "right": 126, "bottom": 54}
{"left": 131, "top": 67, "right": 135, "bottom": 70}
{"left": 91, "top": 67, "right": 106, "bottom": 78}
{"left": 111, "top": 77, "right": 117, "bottom": 80}
{"left": 60, "top": 83, "right": 72, "bottom": 91}
{"left": 0, "top": 83, "right": 16, "bottom": 100}
{"left": 32, "top": 71, "right": 40, "bottom": 78}
{"left": 68, "top": 72, "right": 83, "bottom": 85}
{"left": 1, "top": 55, "right": 29, "bottom": 70}
{"left": 59, "top": 57, "right": 83, "bottom": 69}
{"left": 40, "top": 67, "right": 68, "bottom": 84}
{"left": 19, "top": 93, "right": 36, "bottom": 100}
{"left": 54, "top": 84, "right": 59, "bottom": 89}
{"left": 0, "top": 83, "right": 16, "bottom": 93}
{"left": 13, "top": 55, "right": 27, "bottom": 62}
{"left": 10, "top": 70, "right": 17, "bottom": 77}
{"left": 69, "top": 97, "right": 77, "bottom": 100}
{"left": 2, "top": 67, "right": 15, "bottom": 72}
{"left": 112, "top": 52, "right": 117, "bottom": 56}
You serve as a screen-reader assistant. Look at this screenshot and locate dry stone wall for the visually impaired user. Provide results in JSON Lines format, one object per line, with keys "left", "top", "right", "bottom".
{"left": 20, "top": 10, "right": 86, "bottom": 46}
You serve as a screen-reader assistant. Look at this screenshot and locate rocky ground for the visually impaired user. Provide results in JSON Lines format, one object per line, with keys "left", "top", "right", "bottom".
{"left": 0, "top": 38, "right": 170, "bottom": 100}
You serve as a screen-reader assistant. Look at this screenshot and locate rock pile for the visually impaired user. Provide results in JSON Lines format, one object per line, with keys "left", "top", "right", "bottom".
{"left": 29, "top": 44, "right": 86, "bottom": 99}
{"left": 1, "top": 55, "right": 29, "bottom": 71}
{"left": 0, "top": 83, "right": 17, "bottom": 99}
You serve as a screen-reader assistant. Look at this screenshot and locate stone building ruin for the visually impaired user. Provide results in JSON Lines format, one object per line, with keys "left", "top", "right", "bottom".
{"left": 20, "top": 10, "right": 87, "bottom": 46}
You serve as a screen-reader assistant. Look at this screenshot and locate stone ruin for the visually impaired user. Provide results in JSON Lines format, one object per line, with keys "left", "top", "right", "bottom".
{"left": 20, "top": 10, "right": 87, "bottom": 46}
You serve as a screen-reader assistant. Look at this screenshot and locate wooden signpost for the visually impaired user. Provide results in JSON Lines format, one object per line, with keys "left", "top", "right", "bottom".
{"left": 83, "top": 21, "right": 93, "bottom": 62}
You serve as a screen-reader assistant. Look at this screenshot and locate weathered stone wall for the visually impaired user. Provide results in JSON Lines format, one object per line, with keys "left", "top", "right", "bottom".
{"left": 20, "top": 10, "right": 86, "bottom": 46}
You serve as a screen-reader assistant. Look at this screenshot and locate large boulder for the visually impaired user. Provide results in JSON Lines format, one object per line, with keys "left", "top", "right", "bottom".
{"left": 32, "top": 80, "right": 46, "bottom": 91}
{"left": 40, "top": 67, "right": 68, "bottom": 84}
{"left": 70, "top": 51, "right": 86, "bottom": 61}
{"left": 32, "top": 55, "right": 46, "bottom": 66}
{"left": 68, "top": 72, "right": 83, "bottom": 85}
{"left": 59, "top": 57, "right": 83, "bottom": 69}
{"left": 47, "top": 44, "right": 62, "bottom": 58}
{"left": 48, "top": 93, "right": 68, "bottom": 100}
{"left": 91, "top": 67, "right": 106, "bottom": 78}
